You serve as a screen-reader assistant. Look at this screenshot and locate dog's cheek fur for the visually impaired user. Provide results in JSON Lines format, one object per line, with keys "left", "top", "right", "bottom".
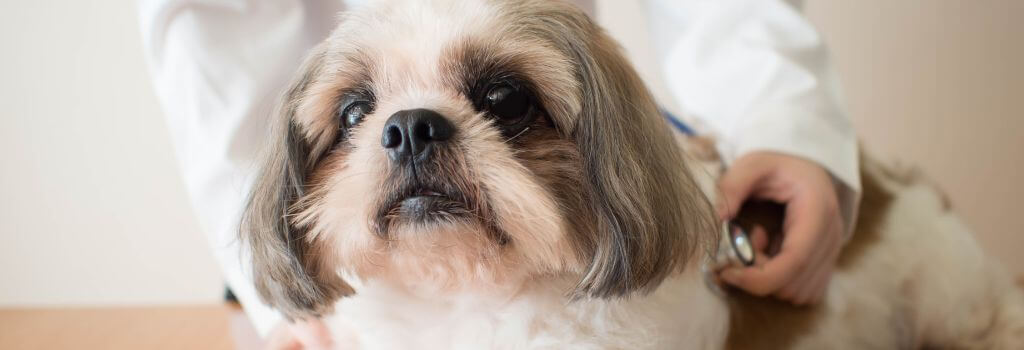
{"left": 457, "top": 115, "right": 583, "bottom": 276}
{"left": 292, "top": 105, "right": 395, "bottom": 283}
{"left": 509, "top": 126, "right": 592, "bottom": 273}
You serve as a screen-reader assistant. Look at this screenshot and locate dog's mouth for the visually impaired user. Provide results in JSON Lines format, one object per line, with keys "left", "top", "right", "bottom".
{"left": 382, "top": 185, "right": 472, "bottom": 225}
{"left": 372, "top": 178, "right": 509, "bottom": 245}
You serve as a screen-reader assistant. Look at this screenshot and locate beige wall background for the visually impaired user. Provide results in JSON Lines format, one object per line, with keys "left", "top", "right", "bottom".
{"left": 0, "top": 1, "right": 1020, "bottom": 306}
{"left": 0, "top": 1, "right": 224, "bottom": 305}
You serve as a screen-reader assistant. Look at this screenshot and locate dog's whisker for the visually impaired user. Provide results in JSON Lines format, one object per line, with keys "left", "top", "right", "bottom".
{"left": 504, "top": 126, "right": 531, "bottom": 143}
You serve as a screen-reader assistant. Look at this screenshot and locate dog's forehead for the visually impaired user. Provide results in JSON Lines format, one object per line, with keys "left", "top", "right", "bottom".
{"left": 332, "top": 0, "right": 501, "bottom": 85}
{"left": 361, "top": 0, "right": 498, "bottom": 37}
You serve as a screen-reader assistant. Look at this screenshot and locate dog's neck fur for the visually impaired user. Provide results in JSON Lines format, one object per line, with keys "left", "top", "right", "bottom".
{"left": 325, "top": 265, "right": 729, "bottom": 349}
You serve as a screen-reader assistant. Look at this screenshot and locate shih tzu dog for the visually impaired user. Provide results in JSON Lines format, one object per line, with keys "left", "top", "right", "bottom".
{"left": 241, "top": 0, "right": 1024, "bottom": 348}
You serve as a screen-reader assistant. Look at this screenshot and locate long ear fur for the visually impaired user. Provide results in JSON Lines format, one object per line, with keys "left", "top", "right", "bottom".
{"left": 531, "top": 5, "right": 717, "bottom": 298}
{"left": 240, "top": 45, "right": 353, "bottom": 319}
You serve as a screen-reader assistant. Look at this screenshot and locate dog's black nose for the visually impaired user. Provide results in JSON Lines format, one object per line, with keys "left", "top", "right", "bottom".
{"left": 381, "top": 109, "right": 455, "bottom": 162}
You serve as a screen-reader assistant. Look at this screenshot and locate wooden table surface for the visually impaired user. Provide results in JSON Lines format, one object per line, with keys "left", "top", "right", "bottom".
{"left": 0, "top": 304, "right": 262, "bottom": 350}
{"left": 3, "top": 280, "right": 1022, "bottom": 349}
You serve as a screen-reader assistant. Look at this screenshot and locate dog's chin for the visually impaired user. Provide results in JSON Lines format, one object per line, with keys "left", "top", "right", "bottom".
{"left": 366, "top": 186, "right": 520, "bottom": 291}
{"left": 390, "top": 191, "right": 471, "bottom": 225}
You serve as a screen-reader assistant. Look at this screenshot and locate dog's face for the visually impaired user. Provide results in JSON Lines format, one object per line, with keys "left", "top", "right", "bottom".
{"left": 242, "top": 0, "right": 715, "bottom": 318}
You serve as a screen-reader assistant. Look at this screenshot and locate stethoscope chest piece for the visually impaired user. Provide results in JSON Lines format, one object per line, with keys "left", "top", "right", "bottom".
{"left": 719, "top": 221, "right": 755, "bottom": 268}
{"left": 703, "top": 221, "right": 757, "bottom": 296}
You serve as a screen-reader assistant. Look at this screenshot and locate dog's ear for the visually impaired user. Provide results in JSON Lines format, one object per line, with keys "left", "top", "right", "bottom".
{"left": 562, "top": 16, "right": 717, "bottom": 298}
{"left": 240, "top": 44, "right": 353, "bottom": 319}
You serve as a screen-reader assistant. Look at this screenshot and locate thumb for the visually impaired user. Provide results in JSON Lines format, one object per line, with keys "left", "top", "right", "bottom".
{"left": 716, "top": 156, "right": 772, "bottom": 220}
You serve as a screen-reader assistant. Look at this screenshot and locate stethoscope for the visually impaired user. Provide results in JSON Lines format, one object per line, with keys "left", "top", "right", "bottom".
{"left": 702, "top": 221, "right": 756, "bottom": 296}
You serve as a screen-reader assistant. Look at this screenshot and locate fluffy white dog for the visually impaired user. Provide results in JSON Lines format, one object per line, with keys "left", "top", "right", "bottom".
{"left": 241, "top": 0, "right": 1024, "bottom": 348}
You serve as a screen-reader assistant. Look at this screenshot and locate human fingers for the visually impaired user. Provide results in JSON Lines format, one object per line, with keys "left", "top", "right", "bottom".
{"left": 716, "top": 156, "right": 775, "bottom": 220}
{"left": 721, "top": 178, "right": 828, "bottom": 296}
{"left": 719, "top": 234, "right": 813, "bottom": 297}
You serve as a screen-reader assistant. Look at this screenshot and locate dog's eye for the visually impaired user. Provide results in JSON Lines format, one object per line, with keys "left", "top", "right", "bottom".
{"left": 485, "top": 84, "right": 531, "bottom": 122}
{"left": 342, "top": 101, "right": 372, "bottom": 128}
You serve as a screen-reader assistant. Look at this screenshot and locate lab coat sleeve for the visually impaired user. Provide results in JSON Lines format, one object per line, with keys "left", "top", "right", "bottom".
{"left": 646, "top": 0, "right": 861, "bottom": 237}
{"left": 137, "top": 0, "right": 348, "bottom": 337}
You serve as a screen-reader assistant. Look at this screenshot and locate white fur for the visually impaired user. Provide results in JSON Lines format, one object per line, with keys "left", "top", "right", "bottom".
{"left": 325, "top": 267, "right": 729, "bottom": 349}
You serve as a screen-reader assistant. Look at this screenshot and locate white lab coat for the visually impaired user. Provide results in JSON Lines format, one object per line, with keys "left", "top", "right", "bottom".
{"left": 138, "top": 0, "right": 859, "bottom": 336}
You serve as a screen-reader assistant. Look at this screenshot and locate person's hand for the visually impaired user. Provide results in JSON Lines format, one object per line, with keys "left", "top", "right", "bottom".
{"left": 716, "top": 151, "right": 843, "bottom": 305}
{"left": 265, "top": 318, "right": 333, "bottom": 350}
